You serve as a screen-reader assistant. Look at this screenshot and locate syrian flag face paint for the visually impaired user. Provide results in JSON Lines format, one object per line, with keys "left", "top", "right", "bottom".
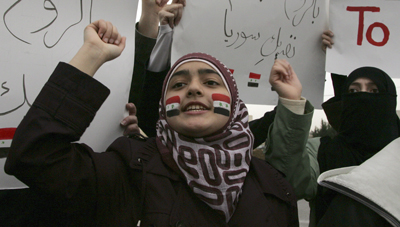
{"left": 212, "top": 94, "right": 231, "bottom": 117}
{"left": 0, "top": 128, "right": 16, "bottom": 148}
{"left": 166, "top": 96, "right": 181, "bottom": 117}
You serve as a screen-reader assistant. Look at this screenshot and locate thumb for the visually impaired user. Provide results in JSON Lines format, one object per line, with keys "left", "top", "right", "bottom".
{"left": 126, "top": 103, "right": 137, "bottom": 116}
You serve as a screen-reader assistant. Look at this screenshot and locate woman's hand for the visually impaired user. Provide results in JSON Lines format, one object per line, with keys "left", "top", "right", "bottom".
{"left": 159, "top": 1, "right": 185, "bottom": 29}
{"left": 139, "top": 0, "right": 186, "bottom": 37}
{"left": 83, "top": 19, "right": 126, "bottom": 62}
{"left": 269, "top": 59, "right": 302, "bottom": 100}
{"left": 321, "top": 30, "right": 334, "bottom": 53}
{"left": 120, "top": 103, "right": 140, "bottom": 136}
{"left": 69, "top": 20, "right": 126, "bottom": 77}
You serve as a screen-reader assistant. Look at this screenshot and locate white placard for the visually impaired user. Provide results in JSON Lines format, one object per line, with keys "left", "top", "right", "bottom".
{"left": 172, "top": 0, "right": 328, "bottom": 107}
{"left": 326, "top": 0, "right": 400, "bottom": 77}
{"left": 0, "top": 0, "right": 138, "bottom": 188}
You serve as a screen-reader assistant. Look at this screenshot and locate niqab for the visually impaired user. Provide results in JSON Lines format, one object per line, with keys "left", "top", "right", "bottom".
{"left": 316, "top": 67, "right": 400, "bottom": 223}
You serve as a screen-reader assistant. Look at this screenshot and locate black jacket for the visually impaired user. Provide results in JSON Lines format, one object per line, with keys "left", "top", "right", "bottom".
{"left": 6, "top": 63, "right": 298, "bottom": 226}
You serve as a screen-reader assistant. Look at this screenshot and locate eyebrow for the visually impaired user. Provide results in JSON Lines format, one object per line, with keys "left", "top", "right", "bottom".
{"left": 171, "top": 69, "right": 190, "bottom": 78}
{"left": 349, "top": 82, "right": 361, "bottom": 86}
{"left": 350, "top": 81, "right": 377, "bottom": 86}
{"left": 198, "top": 68, "right": 220, "bottom": 76}
{"left": 171, "top": 68, "right": 220, "bottom": 78}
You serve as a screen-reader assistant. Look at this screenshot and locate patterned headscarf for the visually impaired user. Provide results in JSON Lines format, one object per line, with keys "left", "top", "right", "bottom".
{"left": 156, "top": 53, "right": 254, "bottom": 222}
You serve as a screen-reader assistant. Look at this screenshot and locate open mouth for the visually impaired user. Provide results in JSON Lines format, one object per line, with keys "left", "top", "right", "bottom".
{"left": 183, "top": 102, "right": 210, "bottom": 112}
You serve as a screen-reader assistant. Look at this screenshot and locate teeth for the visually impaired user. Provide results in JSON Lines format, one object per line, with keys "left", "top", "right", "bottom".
{"left": 186, "top": 105, "right": 206, "bottom": 111}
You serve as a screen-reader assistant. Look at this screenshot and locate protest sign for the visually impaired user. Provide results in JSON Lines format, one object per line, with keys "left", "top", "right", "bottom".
{"left": 327, "top": 0, "right": 400, "bottom": 78}
{"left": 172, "top": 0, "right": 328, "bottom": 106}
{"left": 0, "top": 0, "right": 138, "bottom": 189}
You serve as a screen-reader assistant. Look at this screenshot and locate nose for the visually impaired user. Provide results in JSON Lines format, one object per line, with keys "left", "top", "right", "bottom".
{"left": 187, "top": 80, "right": 203, "bottom": 97}
{"left": 360, "top": 84, "right": 369, "bottom": 92}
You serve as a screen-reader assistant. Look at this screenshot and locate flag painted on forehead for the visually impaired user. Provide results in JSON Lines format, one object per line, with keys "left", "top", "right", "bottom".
{"left": 166, "top": 96, "right": 181, "bottom": 117}
{"left": 212, "top": 93, "right": 230, "bottom": 116}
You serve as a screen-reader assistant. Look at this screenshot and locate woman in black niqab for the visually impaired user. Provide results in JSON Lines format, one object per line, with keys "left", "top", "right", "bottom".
{"left": 315, "top": 66, "right": 400, "bottom": 223}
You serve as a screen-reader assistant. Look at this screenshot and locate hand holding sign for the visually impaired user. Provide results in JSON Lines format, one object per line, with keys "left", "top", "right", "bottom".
{"left": 322, "top": 30, "right": 334, "bottom": 52}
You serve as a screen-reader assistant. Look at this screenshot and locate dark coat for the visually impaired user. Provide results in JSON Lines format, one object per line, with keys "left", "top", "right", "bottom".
{"left": 317, "top": 193, "right": 392, "bottom": 227}
{"left": 5, "top": 63, "right": 298, "bottom": 226}
{"left": 110, "top": 136, "right": 299, "bottom": 227}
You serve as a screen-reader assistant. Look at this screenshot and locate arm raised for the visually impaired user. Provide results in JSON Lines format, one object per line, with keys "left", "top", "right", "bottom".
{"left": 69, "top": 19, "right": 126, "bottom": 77}
{"left": 269, "top": 59, "right": 302, "bottom": 100}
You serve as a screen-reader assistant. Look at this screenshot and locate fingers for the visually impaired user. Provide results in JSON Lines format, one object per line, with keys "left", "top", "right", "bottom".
{"left": 323, "top": 30, "right": 334, "bottom": 38}
{"left": 321, "top": 30, "right": 334, "bottom": 52}
{"left": 287, "top": 63, "right": 295, "bottom": 81}
{"left": 159, "top": 3, "right": 184, "bottom": 28}
{"left": 321, "top": 39, "right": 331, "bottom": 52}
{"left": 160, "top": 10, "right": 175, "bottom": 28}
{"left": 75, "top": 19, "right": 125, "bottom": 74}
{"left": 109, "top": 26, "right": 120, "bottom": 44}
{"left": 126, "top": 103, "right": 137, "bottom": 116}
{"left": 172, "top": 0, "right": 186, "bottom": 7}
{"left": 271, "top": 59, "right": 292, "bottom": 80}
{"left": 91, "top": 19, "right": 123, "bottom": 45}
{"left": 95, "top": 19, "right": 107, "bottom": 39}
{"left": 175, "top": 5, "right": 183, "bottom": 26}
{"left": 95, "top": 19, "right": 126, "bottom": 55}
{"left": 122, "top": 116, "right": 140, "bottom": 136}
{"left": 121, "top": 103, "right": 140, "bottom": 136}
{"left": 157, "top": 0, "right": 170, "bottom": 7}
{"left": 124, "top": 125, "right": 140, "bottom": 136}
{"left": 270, "top": 59, "right": 302, "bottom": 100}
{"left": 101, "top": 21, "right": 117, "bottom": 44}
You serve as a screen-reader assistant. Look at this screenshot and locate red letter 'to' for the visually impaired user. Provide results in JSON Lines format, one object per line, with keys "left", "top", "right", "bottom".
{"left": 366, "top": 22, "right": 390, "bottom": 46}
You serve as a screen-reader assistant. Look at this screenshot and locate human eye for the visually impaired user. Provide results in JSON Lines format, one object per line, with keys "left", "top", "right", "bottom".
{"left": 171, "top": 82, "right": 186, "bottom": 89}
{"left": 348, "top": 88, "right": 359, "bottom": 93}
{"left": 205, "top": 80, "right": 220, "bottom": 86}
{"left": 368, "top": 84, "right": 379, "bottom": 93}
